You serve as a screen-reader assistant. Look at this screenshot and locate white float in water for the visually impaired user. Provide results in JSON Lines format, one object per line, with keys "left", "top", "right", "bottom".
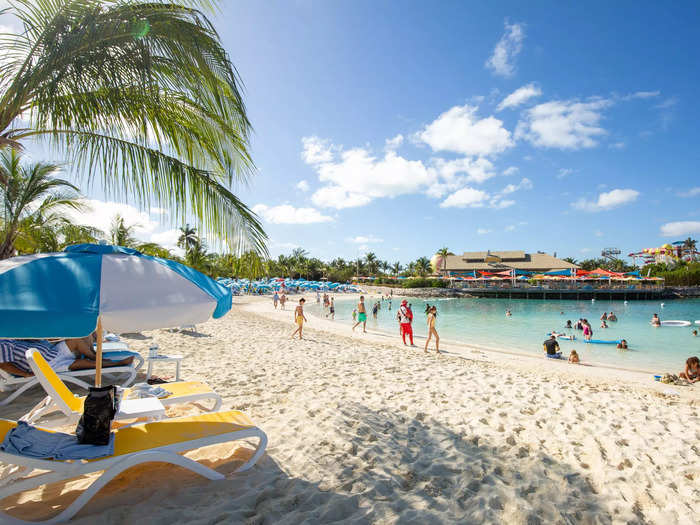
{"left": 660, "top": 303, "right": 665, "bottom": 308}
{"left": 660, "top": 320, "right": 691, "bottom": 327}
{"left": 591, "top": 298, "right": 595, "bottom": 302}
{"left": 624, "top": 300, "right": 628, "bottom": 305}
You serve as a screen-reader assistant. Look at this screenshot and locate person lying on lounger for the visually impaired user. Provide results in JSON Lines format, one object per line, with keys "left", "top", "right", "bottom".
{"left": 0, "top": 339, "right": 133, "bottom": 377}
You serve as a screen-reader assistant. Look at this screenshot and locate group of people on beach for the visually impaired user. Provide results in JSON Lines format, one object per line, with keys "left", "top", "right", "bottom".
{"left": 272, "top": 292, "right": 287, "bottom": 310}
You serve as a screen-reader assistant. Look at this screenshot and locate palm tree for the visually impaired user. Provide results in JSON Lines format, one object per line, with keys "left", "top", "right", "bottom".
{"left": 436, "top": 247, "right": 452, "bottom": 276}
{"left": 364, "top": 252, "right": 379, "bottom": 275}
{"left": 391, "top": 261, "right": 402, "bottom": 276}
{"left": 414, "top": 257, "right": 432, "bottom": 277}
{"left": 0, "top": 149, "right": 84, "bottom": 258}
{"left": 177, "top": 224, "right": 199, "bottom": 254}
{"left": 0, "top": 0, "right": 266, "bottom": 253}
{"left": 683, "top": 237, "right": 697, "bottom": 260}
{"left": 563, "top": 257, "right": 578, "bottom": 265}
{"left": 109, "top": 215, "right": 137, "bottom": 247}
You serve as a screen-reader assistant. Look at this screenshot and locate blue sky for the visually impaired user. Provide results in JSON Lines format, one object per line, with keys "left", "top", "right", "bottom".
{"left": 4, "top": 1, "right": 700, "bottom": 263}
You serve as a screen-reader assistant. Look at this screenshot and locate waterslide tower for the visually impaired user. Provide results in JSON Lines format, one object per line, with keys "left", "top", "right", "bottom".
{"left": 601, "top": 247, "right": 621, "bottom": 262}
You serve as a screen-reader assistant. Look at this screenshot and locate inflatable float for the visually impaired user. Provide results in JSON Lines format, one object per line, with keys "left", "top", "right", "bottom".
{"left": 547, "top": 332, "right": 576, "bottom": 340}
{"left": 695, "top": 320, "right": 700, "bottom": 325}
{"left": 583, "top": 339, "right": 622, "bottom": 345}
{"left": 660, "top": 320, "right": 691, "bottom": 327}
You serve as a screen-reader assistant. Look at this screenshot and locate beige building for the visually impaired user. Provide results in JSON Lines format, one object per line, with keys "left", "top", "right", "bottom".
{"left": 436, "top": 250, "right": 579, "bottom": 275}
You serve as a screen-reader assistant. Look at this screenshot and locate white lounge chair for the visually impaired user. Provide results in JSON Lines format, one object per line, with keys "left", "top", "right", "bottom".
{"left": 22, "top": 349, "right": 222, "bottom": 424}
{"left": 0, "top": 410, "right": 267, "bottom": 523}
{"left": 0, "top": 351, "right": 141, "bottom": 407}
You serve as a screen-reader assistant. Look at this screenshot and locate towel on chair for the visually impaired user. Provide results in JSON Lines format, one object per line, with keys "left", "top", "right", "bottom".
{"left": 0, "top": 421, "right": 114, "bottom": 460}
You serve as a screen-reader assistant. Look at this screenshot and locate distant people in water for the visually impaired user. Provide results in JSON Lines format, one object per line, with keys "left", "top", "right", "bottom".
{"left": 600, "top": 312, "right": 608, "bottom": 321}
{"left": 568, "top": 350, "right": 580, "bottom": 364}
{"left": 608, "top": 312, "right": 617, "bottom": 322}
{"left": 327, "top": 298, "right": 335, "bottom": 320}
{"left": 565, "top": 320, "right": 573, "bottom": 329}
{"left": 651, "top": 313, "right": 661, "bottom": 326}
{"left": 616, "top": 339, "right": 628, "bottom": 349}
{"left": 600, "top": 319, "right": 608, "bottom": 329}
{"left": 693, "top": 330, "right": 698, "bottom": 337}
{"left": 505, "top": 309, "right": 512, "bottom": 317}
{"left": 575, "top": 319, "right": 584, "bottom": 331}
{"left": 372, "top": 302, "right": 378, "bottom": 319}
{"left": 679, "top": 356, "right": 699, "bottom": 383}
{"left": 424, "top": 305, "right": 440, "bottom": 355}
{"left": 290, "top": 298, "right": 307, "bottom": 340}
{"left": 543, "top": 335, "right": 562, "bottom": 359}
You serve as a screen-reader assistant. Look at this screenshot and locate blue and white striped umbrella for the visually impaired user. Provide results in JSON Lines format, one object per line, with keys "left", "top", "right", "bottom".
{"left": 0, "top": 244, "right": 232, "bottom": 339}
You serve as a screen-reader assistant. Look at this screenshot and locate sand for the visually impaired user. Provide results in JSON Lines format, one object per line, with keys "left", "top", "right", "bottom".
{"left": 1, "top": 294, "right": 699, "bottom": 524}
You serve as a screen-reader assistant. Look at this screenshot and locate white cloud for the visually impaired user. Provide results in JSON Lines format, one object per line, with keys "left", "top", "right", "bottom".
{"left": 504, "top": 225, "right": 516, "bottom": 232}
{"left": 623, "top": 91, "right": 660, "bottom": 100}
{"left": 497, "top": 83, "right": 542, "bottom": 111}
{"left": 477, "top": 228, "right": 492, "bottom": 235}
{"left": 301, "top": 136, "right": 334, "bottom": 164}
{"left": 609, "top": 141, "right": 625, "bottom": 150}
{"left": 440, "top": 187, "right": 489, "bottom": 208}
{"left": 150, "top": 229, "right": 181, "bottom": 251}
{"left": 252, "top": 204, "right": 333, "bottom": 224}
{"left": 595, "top": 230, "right": 604, "bottom": 237}
{"left": 68, "top": 199, "right": 159, "bottom": 236}
{"left": 485, "top": 21, "right": 525, "bottom": 77}
{"left": 385, "top": 134, "right": 404, "bottom": 151}
{"left": 419, "top": 104, "right": 513, "bottom": 157}
{"left": 296, "top": 180, "right": 310, "bottom": 192}
{"left": 310, "top": 148, "right": 434, "bottom": 209}
{"left": 679, "top": 187, "right": 700, "bottom": 198}
{"left": 660, "top": 221, "right": 700, "bottom": 237}
{"left": 489, "top": 199, "right": 515, "bottom": 209}
{"left": 572, "top": 188, "right": 640, "bottom": 212}
{"left": 515, "top": 99, "right": 611, "bottom": 149}
{"left": 426, "top": 156, "right": 497, "bottom": 198}
{"left": 347, "top": 235, "right": 383, "bottom": 244}
{"left": 502, "top": 166, "right": 519, "bottom": 176}
{"left": 557, "top": 168, "right": 573, "bottom": 179}
{"left": 500, "top": 177, "right": 533, "bottom": 195}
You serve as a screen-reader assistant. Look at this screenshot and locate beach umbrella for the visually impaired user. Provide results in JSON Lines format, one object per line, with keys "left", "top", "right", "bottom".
{"left": 0, "top": 243, "right": 232, "bottom": 386}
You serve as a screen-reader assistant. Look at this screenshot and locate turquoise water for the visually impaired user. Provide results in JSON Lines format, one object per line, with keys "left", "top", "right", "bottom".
{"left": 309, "top": 296, "right": 700, "bottom": 372}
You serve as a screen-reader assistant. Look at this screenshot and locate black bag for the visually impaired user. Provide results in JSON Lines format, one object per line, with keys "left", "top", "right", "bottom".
{"left": 76, "top": 385, "right": 118, "bottom": 445}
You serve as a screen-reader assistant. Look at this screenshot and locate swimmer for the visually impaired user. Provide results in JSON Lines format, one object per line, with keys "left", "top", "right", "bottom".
{"left": 600, "top": 319, "right": 608, "bottom": 329}
{"left": 693, "top": 330, "right": 698, "bottom": 337}
{"left": 616, "top": 339, "right": 628, "bottom": 350}
{"left": 608, "top": 312, "right": 617, "bottom": 322}
{"left": 651, "top": 313, "right": 661, "bottom": 327}
{"left": 568, "top": 350, "right": 580, "bottom": 364}
{"left": 565, "top": 320, "right": 573, "bottom": 329}
{"left": 505, "top": 309, "right": 512, "bottom": 317}
{"left": 600, "top": 312, "right": 608, "bottom": 321}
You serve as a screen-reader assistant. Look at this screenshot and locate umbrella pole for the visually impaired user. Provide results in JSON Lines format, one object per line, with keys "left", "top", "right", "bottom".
{"left": 95, "top": 317, "right": 103, "bottom": 387}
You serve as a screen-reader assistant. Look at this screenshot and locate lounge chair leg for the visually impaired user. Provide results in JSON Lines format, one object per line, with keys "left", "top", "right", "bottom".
{"left": 0, "top": 380, "right": 39, "bottom": 407}
{"left": 235, "top": 429, "right": 268, "bottom": 473}
{"left": 0, "top": 451, "right": 225, "bottom": 524}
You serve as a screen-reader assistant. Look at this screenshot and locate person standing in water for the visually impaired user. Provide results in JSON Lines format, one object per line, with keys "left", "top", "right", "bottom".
{"left": 352, "top": 296, "right": 367, "bottom": 333}
{"left": 424, "top": 305, "right": 440, "bottom": 354}
{"left": 291, "top": 298, "right": 307, "bottom": 340}
{"left": 327, "top": 297, "right": 335, "bottom": 320}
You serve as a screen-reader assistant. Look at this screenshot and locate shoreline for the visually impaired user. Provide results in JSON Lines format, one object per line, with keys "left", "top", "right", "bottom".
{"left": 242, "top": 294, "right": 700, "bottom": 401}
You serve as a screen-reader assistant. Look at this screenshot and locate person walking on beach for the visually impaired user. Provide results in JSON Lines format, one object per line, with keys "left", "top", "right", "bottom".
{"left": 279, "top": 293, "right": 287, "bottom": 310}
{"left": 399, "top": 300, "right": 414, "bottom": 346}
{"left": 352, "top": 296, "right": 367, "bottom": 333}
{"left": 424, "top": 305, "right": 440, "bottom": 354}
{"left": 273, "top": 292, "right": 279, "bottom": 309}
{"left": 291, "top": 298, "right": 307, "bottom": 340}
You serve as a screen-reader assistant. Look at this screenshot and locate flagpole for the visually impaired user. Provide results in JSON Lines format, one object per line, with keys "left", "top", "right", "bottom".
{"left": 95, "top": 316, "right": 103, "bottom": 387}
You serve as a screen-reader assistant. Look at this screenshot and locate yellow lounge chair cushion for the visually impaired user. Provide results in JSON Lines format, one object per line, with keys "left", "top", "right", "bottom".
{"left": 0, "top": 411, "right": 255, "bottom": 461}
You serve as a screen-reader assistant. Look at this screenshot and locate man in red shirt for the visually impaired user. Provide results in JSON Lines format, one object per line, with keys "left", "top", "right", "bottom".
{"left": 398, "top": 300, "right": 414, "bottom": 345}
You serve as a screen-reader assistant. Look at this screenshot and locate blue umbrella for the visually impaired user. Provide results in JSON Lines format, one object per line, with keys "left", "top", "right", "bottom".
{"left": 0, "top": 244, "right": 232, "bottom": 385}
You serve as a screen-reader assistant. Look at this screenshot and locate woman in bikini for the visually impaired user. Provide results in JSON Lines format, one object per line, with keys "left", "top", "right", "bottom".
{"left": 424, "top": 305, "right": 440, "bottom": 354}
{"left": 679, "top": 356, "right": 699, "bottom": 383}
{"left": 291, "top": 298, "right": 307, "bottom": 340}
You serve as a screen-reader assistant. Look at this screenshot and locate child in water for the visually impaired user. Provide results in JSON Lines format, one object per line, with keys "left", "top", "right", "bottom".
{"left": 568, "top": 350, "right": 580, "bottom": 364}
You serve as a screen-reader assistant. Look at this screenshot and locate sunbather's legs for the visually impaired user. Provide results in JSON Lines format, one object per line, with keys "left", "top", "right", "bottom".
{"left": 68, "top": 356, "right": 134, "bottom": 370}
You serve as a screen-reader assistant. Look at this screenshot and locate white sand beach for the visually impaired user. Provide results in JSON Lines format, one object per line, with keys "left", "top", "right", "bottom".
{"left": 2, "top": 295, "right": 699, "bottom": 524}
